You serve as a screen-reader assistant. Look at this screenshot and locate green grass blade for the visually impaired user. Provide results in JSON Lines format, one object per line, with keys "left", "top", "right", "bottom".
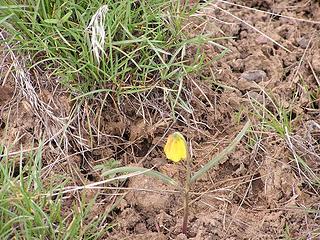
{"left": 0, "top": 13, "right": 14, "bottom": 25}
{"left": 190, "top": 120, "right": 251, "bottom": 183}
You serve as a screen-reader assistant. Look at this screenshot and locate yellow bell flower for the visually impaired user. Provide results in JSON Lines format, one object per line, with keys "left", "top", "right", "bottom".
{"left": 164, "top": 132, "right": 188, "bottom": 162}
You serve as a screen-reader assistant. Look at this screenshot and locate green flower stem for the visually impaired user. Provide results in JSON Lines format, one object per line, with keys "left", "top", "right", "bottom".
{"left": 182, "top": 151, "right": 191, "bottom": 235}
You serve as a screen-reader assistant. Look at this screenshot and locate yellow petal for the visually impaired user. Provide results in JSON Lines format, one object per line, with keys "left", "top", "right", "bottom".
{"left": 164, "top": 132, "right": 187, "bottom": 162}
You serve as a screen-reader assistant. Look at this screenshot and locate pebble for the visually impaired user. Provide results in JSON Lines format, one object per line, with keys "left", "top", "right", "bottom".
{"left": 256, "top": 35, "right": 268, "bottom": 44}
{"left": 175, "top": 233, "right": 188, "bottom": 240}
{"left": 240, "top": 70, "right": 267, "bottom": 82}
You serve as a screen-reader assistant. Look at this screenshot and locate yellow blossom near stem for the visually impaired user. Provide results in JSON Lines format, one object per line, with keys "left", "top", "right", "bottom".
{"left": 164, "top": 132, "right": 188, "bottom": 162}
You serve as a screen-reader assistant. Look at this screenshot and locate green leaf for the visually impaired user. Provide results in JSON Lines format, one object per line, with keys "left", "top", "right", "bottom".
{"left": 43, "top": 19, "right": 59, "bottom": 24}
{"left": 61, "top": 11, "right": 73, "bottom": 23}
{"left": 190, "top": 120, "right": 251, "bottom": 183}
{"left": 0, "top": 13, "right": 14, "bottom": 25}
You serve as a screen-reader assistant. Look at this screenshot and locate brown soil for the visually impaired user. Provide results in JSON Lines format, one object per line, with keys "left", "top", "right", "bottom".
{"left": 1, "top": 0, "right": 320, "bottom": 239}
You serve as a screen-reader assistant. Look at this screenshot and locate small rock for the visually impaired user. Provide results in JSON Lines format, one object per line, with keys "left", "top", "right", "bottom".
{"left": 246, "top": 91, "right": 264, "bottom": 103}
{"left": 297, "top": 37, "right": 309, "bottom": 49}
{"left": 240, "top": 70, "right": 267, "bottom": 82}
{"left": 256, "top": 35, "right": 268, "bottom": 44}
{"left": 176, "top": 233, "right": 188, "bottom": 240}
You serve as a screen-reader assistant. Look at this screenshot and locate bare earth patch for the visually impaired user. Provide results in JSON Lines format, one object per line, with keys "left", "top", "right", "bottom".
{"left": 1, "top": 0, "right": 320, "bottom": 239}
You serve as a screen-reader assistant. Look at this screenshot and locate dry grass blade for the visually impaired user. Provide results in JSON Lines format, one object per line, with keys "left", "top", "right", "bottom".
{"left": 101, "top": 166, "right": 180, "bottom": 187}
{"left": 0, "top": 32, "right": 71, "bottom": 153}
{"left": 86, "top": 5, "right": 109, "bottom": 64}
{"left": 50, "top": 170, "right": 153, "bottom": 196}
{"left": 285, "top": 127, "right": 320, "bottom": 189}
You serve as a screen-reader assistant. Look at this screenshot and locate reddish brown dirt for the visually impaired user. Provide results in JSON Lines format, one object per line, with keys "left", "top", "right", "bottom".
{"left": 105, "top": 1, "right": 320, "bottom": 239}
{"left": 1, "top": 0, "right": 320, "bottom": 239}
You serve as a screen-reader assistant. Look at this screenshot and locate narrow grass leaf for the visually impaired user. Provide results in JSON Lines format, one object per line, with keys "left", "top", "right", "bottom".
{"left": 0, "top": 13, "right": 14, "bottom": 25}
{"left": 190, "top": 120, "right": 251, "bottom": 183}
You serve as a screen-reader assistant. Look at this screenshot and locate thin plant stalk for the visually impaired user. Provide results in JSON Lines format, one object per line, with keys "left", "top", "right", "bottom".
{"left": 182, "top": 150, "right": 191, "bottom": 234}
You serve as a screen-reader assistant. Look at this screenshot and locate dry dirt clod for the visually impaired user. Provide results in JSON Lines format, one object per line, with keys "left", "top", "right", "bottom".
{"left": 297, "top": 37, "right": 309, "bottom": 49}
{"left": 311, "top": 53, "right": 320, "bottom": 72}
{"left": 134, "top": 222, "right": 148, "bottom": 234}
{"left": 0, "top": 86, "right": 14, "bottom": 105}
{"left": 125, "top": 174, "right": 176, "bottom": 213}
{"left": 175, "top": 233, "right": 188, "bottom": 240}
{"left": 109, "top": 232, "right": 167, "bottom": 240}
{"left": 240, "top": 70, "right": 267, "bottom": 83}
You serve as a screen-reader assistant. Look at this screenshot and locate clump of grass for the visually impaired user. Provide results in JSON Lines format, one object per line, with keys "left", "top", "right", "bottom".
{"left": 1, "top": 0, "right": 208, "bottom": 93}
{"left": 0, "top": 143, "right": 112, "bottom": 239}
{"left": 248, "top": 90, "right": 320, "bottom": 188}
